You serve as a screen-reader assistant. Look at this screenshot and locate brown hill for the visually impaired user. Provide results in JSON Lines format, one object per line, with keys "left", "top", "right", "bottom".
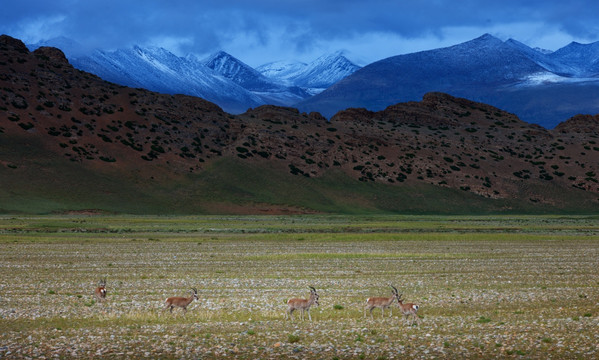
{"left": 1, "top": 35, "right": 598, "bottom": 214}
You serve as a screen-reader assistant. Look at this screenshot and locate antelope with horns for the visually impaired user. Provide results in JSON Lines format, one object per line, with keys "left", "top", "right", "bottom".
{"left": 397, "top": 293, "right": 420, "bottom": 325}
{"left": 94, "top": 278, "right": 107, "bottom": 302}
{"left": 164, "top": 288, "right": 199, "bottom": 314}
{"left": 285, "top": 286, "right": 319, "bottom": 321}
{"left": 364, "top": 285, "right": 400, "bottom": 319}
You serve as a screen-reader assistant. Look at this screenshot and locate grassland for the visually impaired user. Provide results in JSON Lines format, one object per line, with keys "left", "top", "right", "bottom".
{"left": 0, "top": 215, "right": 598, "bottom": 359}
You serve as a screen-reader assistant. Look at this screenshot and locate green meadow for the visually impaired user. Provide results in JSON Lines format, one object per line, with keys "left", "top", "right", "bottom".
{"left": 0, "top": 215, "right": 598, "bottom": 358}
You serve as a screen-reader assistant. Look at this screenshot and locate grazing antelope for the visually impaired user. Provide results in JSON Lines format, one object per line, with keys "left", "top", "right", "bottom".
{"left": 94, "top": 278, "right": 107, "bottom": 302}
{"left": 164, "top": 288, "right": 199, "bottom": 314}
{"left": 364, "top": 285, "right": 400, "bottom": 319}
{"left": 285, "top": 286, "right": 319, "bottom": 321}
{"left": 397, "top": 293, "right": 420, "bottom": 325}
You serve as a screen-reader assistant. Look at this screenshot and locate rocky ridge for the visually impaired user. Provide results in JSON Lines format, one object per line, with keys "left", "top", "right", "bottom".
{"left": 1, "top": 35, "right": 599, "bottom": 212}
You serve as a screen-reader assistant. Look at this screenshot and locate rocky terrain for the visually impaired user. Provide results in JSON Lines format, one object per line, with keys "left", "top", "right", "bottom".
{"left": 1, "top": 34, "right": 598, "bottom": 213}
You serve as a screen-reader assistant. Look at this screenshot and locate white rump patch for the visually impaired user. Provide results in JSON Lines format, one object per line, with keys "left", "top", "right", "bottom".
{"left": 412, "top": 305, "right": 419, "bottom": 311}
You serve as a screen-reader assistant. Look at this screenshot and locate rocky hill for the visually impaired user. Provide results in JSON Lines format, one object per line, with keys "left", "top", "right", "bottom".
{"left": 1, "top": 35, "right": 598, "bottom": 214}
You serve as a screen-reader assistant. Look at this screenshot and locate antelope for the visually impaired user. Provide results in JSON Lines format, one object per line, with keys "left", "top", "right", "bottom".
{"left": 164, "top": 288, "right": 199, "bottom": 314}
{"left": 364, "top": 285, "right": 400, "bottom": 319}
{"left": 94, "top": 278, "right": 107, "bottom": 302}
{"left": 285, "top": 286, "right": 319, "bottom": 321}
{"left": 397, "top": 293, "right": 420, "bottom": 325}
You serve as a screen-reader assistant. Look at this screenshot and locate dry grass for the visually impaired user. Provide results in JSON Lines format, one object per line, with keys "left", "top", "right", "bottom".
{"left": 0, "top": 215, "right": 598, "bottom": 358}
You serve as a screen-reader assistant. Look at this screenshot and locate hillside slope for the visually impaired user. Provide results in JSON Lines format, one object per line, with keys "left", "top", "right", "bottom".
{"left": 298, "top": 34, "right": 599, "bottom": 128}
{"left": 1, "top": 35, "right": 598, "bottom": 214}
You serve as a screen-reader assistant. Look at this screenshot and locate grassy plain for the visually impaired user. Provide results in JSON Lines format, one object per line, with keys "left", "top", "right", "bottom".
{"left": 0, "top": 215, "right": 598, "bottom": 359}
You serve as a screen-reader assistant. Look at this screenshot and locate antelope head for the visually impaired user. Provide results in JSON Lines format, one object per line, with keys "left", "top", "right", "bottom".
{"left": 309, "top": 286, "right": 319, "bottom": 306}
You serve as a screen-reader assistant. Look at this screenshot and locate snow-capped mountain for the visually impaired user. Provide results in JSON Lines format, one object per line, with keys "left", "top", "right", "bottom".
{"left": 202, "top": 51, "right": 309, "bottom": 106}
{"left": 257, "top": 51, "right": 361, "bottom": 94}
{"left": 27, "top": 38, "right": 360, "bottom": 112}
{"left": 545, "top": 41, "right": 599, "bottom": 77}
{"left": 203, "top": 51, "right": 275, "bottom": 91}
{"left": 256, "top": 60, "right": 308, "bottom": 83}
{"left": 299, "top": 34, "right": 599, "bottom": 128}
{"left": 69, "top": 46, "right": 266, "bottom": 113}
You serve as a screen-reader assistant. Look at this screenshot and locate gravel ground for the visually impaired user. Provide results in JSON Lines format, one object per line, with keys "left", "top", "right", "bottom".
{"left": 0, "top": 216, "right": 598, "bottom": 358}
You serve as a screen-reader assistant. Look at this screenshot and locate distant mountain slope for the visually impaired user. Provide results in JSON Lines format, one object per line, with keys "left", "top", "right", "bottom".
{"left": 2, "top": 35, "right": 599, "bottom": 214}
{"left": 257, "top": 51, "right": 361, "bottom": 94}
{"left": 202, "top": 51, "right": 309, "bottom": 106}
{"left": 28, "top": 38, "right": 360, "bottom": 112}
{"left": 70, "top": 46, "right": 265, "bottom": 114}
{"left": 203, "top": 51, "right": 280, "bottom": 91}
{"left": 298, "top": 34, "right": 599, "bottom": 128}
{"left": 545, "top": 41, "right": 599, "bottom": 76}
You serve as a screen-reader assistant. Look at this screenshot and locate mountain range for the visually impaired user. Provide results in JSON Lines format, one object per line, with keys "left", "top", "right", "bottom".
{"left": 28, "top": 37, "right": 360, "bottom": 114}
{"left": 29, "top": 34, "right": 599, "bottom": 128}
{"left": 2, "top": 34, "right": 599, "bottom": 214}
{"left": 299, "top": 34, "right": 599, "bottom": 128}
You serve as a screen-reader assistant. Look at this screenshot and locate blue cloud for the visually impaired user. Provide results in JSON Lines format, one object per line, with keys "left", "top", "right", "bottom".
{"left": 2, "top": 0, "right": 598, "bottom": 65}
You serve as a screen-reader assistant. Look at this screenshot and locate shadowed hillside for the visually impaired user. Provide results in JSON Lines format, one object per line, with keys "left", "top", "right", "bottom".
{"left": 1, "top": 35, "right": 598, "bottom": 214}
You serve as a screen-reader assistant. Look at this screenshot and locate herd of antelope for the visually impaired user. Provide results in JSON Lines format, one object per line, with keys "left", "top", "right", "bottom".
{"left": 94, "top": 280, "right": 420, "bottom": 324}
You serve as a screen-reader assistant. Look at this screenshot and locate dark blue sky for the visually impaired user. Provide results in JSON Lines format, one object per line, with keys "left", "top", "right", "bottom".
{"left": 2, "top": 0, "right": 598, "bottom": 66}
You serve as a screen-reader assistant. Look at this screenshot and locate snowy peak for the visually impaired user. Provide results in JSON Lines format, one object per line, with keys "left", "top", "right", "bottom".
{"left": 203, "top": 51, "right": 257, "bottom": 79}
{"left": 547, "top": 40, "right": 599, "bottom": 76}
{"left": 257, "top": 51, "right": 361, "bottom": 93}
{"left": 203, "top": 51, "right": 276, "bottom": 91}
{"left": 297, "top": 51, "right": 362, "bottom": 88}
{"left": 467, "top": 33, "right": 505, "bottom": 47}
{"left": 67, "top": 45, "right": 264, "bottom": 113}
{"left": 256, "top": 60, "right": 307, "bottom": 84}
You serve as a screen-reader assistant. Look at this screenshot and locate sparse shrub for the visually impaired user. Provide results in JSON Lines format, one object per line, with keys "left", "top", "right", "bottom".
{"left": 11, "top": 96, "right": 27, "bottom": 109}
{"left": 151, "top": 145, "right": 165, "bottom": 153}
{"left": 477, "top": 316, "right": 491, "bottom": 323}
{"left": 98, "top": 134, "right": 112, "bottom": 143}
{"left": 287, "top": 334, "right": 300, "bottom": 343}
{"left": 18, "top": 122, "right": 34, "bottom": 130}
{"left": 47, "top": 127, "right": 61, "bottom": 136}
{"left": 289, "top": 164, "right": 304, "bottom": 176}
{"left": 99, "top": 156, "right": 116, "bottom": 162}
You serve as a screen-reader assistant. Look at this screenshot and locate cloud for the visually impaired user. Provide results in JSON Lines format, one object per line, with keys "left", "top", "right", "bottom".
{"left": 1, "top": 0, "right": 598, "bottom": 66}
{"left": 4, "top": 14, "right": 67, "bottom": 44}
